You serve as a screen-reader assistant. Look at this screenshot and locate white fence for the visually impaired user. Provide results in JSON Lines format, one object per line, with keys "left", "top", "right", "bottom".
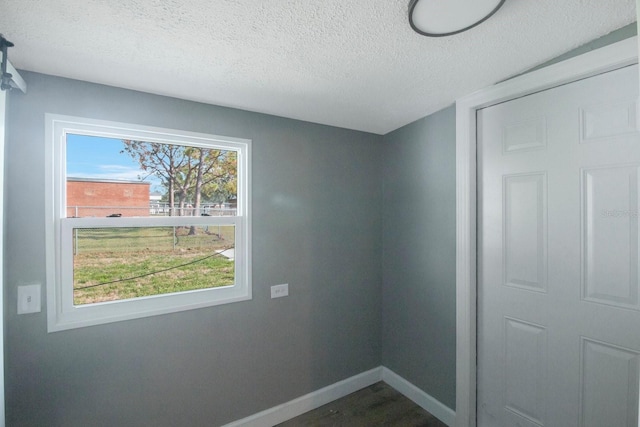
{"left": 68, "top": 204, "right": 237, "bottom": 218}
{"left": 149, "top": 204, "right": 236, "bottom": 217}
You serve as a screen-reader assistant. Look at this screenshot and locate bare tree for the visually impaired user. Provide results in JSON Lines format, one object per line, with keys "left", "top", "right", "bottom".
{"left": 122, "top": 141, "right": 237, "bottom": 232}
{"left": 121, "top": 140, "right": 187, "bottom": 216}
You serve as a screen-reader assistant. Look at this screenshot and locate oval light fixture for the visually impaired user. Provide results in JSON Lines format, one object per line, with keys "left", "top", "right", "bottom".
{"left": 408, "top": 0, "right": 505, "bottom": 37}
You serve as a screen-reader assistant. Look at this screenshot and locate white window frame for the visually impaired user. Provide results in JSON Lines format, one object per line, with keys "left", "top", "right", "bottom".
{"left": 45, "top": 114, "right": 252, "bottom": 332}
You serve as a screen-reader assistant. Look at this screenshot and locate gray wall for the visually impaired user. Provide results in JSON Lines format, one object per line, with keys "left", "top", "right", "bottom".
{"left": 381, "top": 107, "right": 457, "bottom": 409}
{"left": 4, "top": 72, "right": 384, "bottom": 426}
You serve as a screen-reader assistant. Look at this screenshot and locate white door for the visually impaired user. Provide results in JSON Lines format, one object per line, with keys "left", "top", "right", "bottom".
{"left": 478, "top": 64, "right": 640, "bottom": 427}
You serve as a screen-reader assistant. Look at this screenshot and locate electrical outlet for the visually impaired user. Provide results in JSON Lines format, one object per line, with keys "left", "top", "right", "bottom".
{"left": 17, "top": 284, "right": 41, "bottom": 314}
{"left": 271, "top": 283, "right": 289, "bottom": 299}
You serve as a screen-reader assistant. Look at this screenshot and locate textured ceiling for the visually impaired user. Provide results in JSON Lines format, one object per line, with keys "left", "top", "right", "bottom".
{"left": 0, "top": 0, "right": 636, "bottom": 134}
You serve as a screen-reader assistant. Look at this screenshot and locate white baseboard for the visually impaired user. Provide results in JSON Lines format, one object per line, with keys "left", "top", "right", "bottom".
{"left": 222, "top": 366, "right": 455, "bottom": 427}
{"left": 381, "top": 367, "right": 456, "bottom": 426}
{"left": 221, "top": 367, "right": 383, "bottom": 427}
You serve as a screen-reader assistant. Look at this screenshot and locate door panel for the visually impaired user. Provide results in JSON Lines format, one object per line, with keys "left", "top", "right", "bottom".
{"left": 503, "top": 172, "right": 547, "bottom": 292}
{"left": 503, "top": 317, "right": 547, "bottom": 425}
{"left": 582, "top": 165, "right": 640, "bottom": 310}
{"left": 478, "top": 64, "right": 640, "bottom": 427}
{"left": 580, "top": 338, "right": 640, "bottom": 427}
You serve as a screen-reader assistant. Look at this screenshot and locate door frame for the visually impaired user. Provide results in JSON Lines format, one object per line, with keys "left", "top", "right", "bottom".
{"left": 454, "top": 36, "right": 639, "bottom": 427}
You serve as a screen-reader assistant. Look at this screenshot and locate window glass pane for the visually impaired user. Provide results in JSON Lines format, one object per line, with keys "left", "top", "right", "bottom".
{"left": 72, "top": 225, "right": 235, "bottom": 305}
{"left": 66, "top": 134, "right": 238, "bottom": 218}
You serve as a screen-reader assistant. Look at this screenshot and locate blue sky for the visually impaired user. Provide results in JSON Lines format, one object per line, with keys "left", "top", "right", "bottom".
{"left": 66, "top": 134, "right": 163, "bottom": 192}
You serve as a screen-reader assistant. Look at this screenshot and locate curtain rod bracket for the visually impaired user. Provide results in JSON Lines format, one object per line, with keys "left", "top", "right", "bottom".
{"left": 0, "top": 34, "right": 15, "bottom": 91}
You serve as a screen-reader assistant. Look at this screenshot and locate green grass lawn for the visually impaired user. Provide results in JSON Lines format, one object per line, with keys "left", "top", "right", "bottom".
{"left": 73, "top": 226, "right": 235, "bottom": 305}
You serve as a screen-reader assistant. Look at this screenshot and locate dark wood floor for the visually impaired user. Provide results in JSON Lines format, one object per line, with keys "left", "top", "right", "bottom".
{"left": 276, "top": 382, "right": 448, "bottom": 427}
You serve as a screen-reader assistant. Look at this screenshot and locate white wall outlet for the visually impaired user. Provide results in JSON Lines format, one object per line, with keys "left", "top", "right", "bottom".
{"left": 271, "top": 283, "right": 289, "bottom": 299}
{"left": 17, "top": 283, "right": 41, "bottom": 314}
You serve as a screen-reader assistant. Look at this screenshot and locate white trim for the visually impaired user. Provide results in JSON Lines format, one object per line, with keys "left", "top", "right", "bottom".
{"left": 221, "top": 367, "right": 383, "bottom": 427}
{"left": 455, "top": 36, "right": 639, "bottom": 427}
{"left": 382, "top": 367, "right": 455, "bottom": 426}
{"left": 223, "top": 366, "right": 456, "bottom": 427}
{"left": 6, "top": 60, "right": 26, "bottom": 93}
{"left": 45, "top": 114, "right": 252, "bottom": 332}
{"left": 222, "top": 366, "right": 456, "bottom": 427}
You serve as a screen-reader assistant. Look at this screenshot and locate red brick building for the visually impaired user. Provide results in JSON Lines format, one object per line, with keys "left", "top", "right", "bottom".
{"left": 67, "top": 178, "right": 151, "bottom": 217}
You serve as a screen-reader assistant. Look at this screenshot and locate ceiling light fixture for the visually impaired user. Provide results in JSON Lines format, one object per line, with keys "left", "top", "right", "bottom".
{"left": 408, "top": 0, "right": 505, "bottom": 37}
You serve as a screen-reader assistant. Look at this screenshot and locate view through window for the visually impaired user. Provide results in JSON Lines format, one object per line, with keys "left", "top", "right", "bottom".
{"left": 66, "top": 134, "right": 238, "bottom": 305}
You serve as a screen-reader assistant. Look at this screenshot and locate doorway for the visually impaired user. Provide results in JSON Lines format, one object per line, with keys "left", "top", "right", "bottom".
{"left": 454, "top": 37, "right": 640, "bottom": 427}
{"left": 477, "top": 63, "right": 640, "bottom": 427}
